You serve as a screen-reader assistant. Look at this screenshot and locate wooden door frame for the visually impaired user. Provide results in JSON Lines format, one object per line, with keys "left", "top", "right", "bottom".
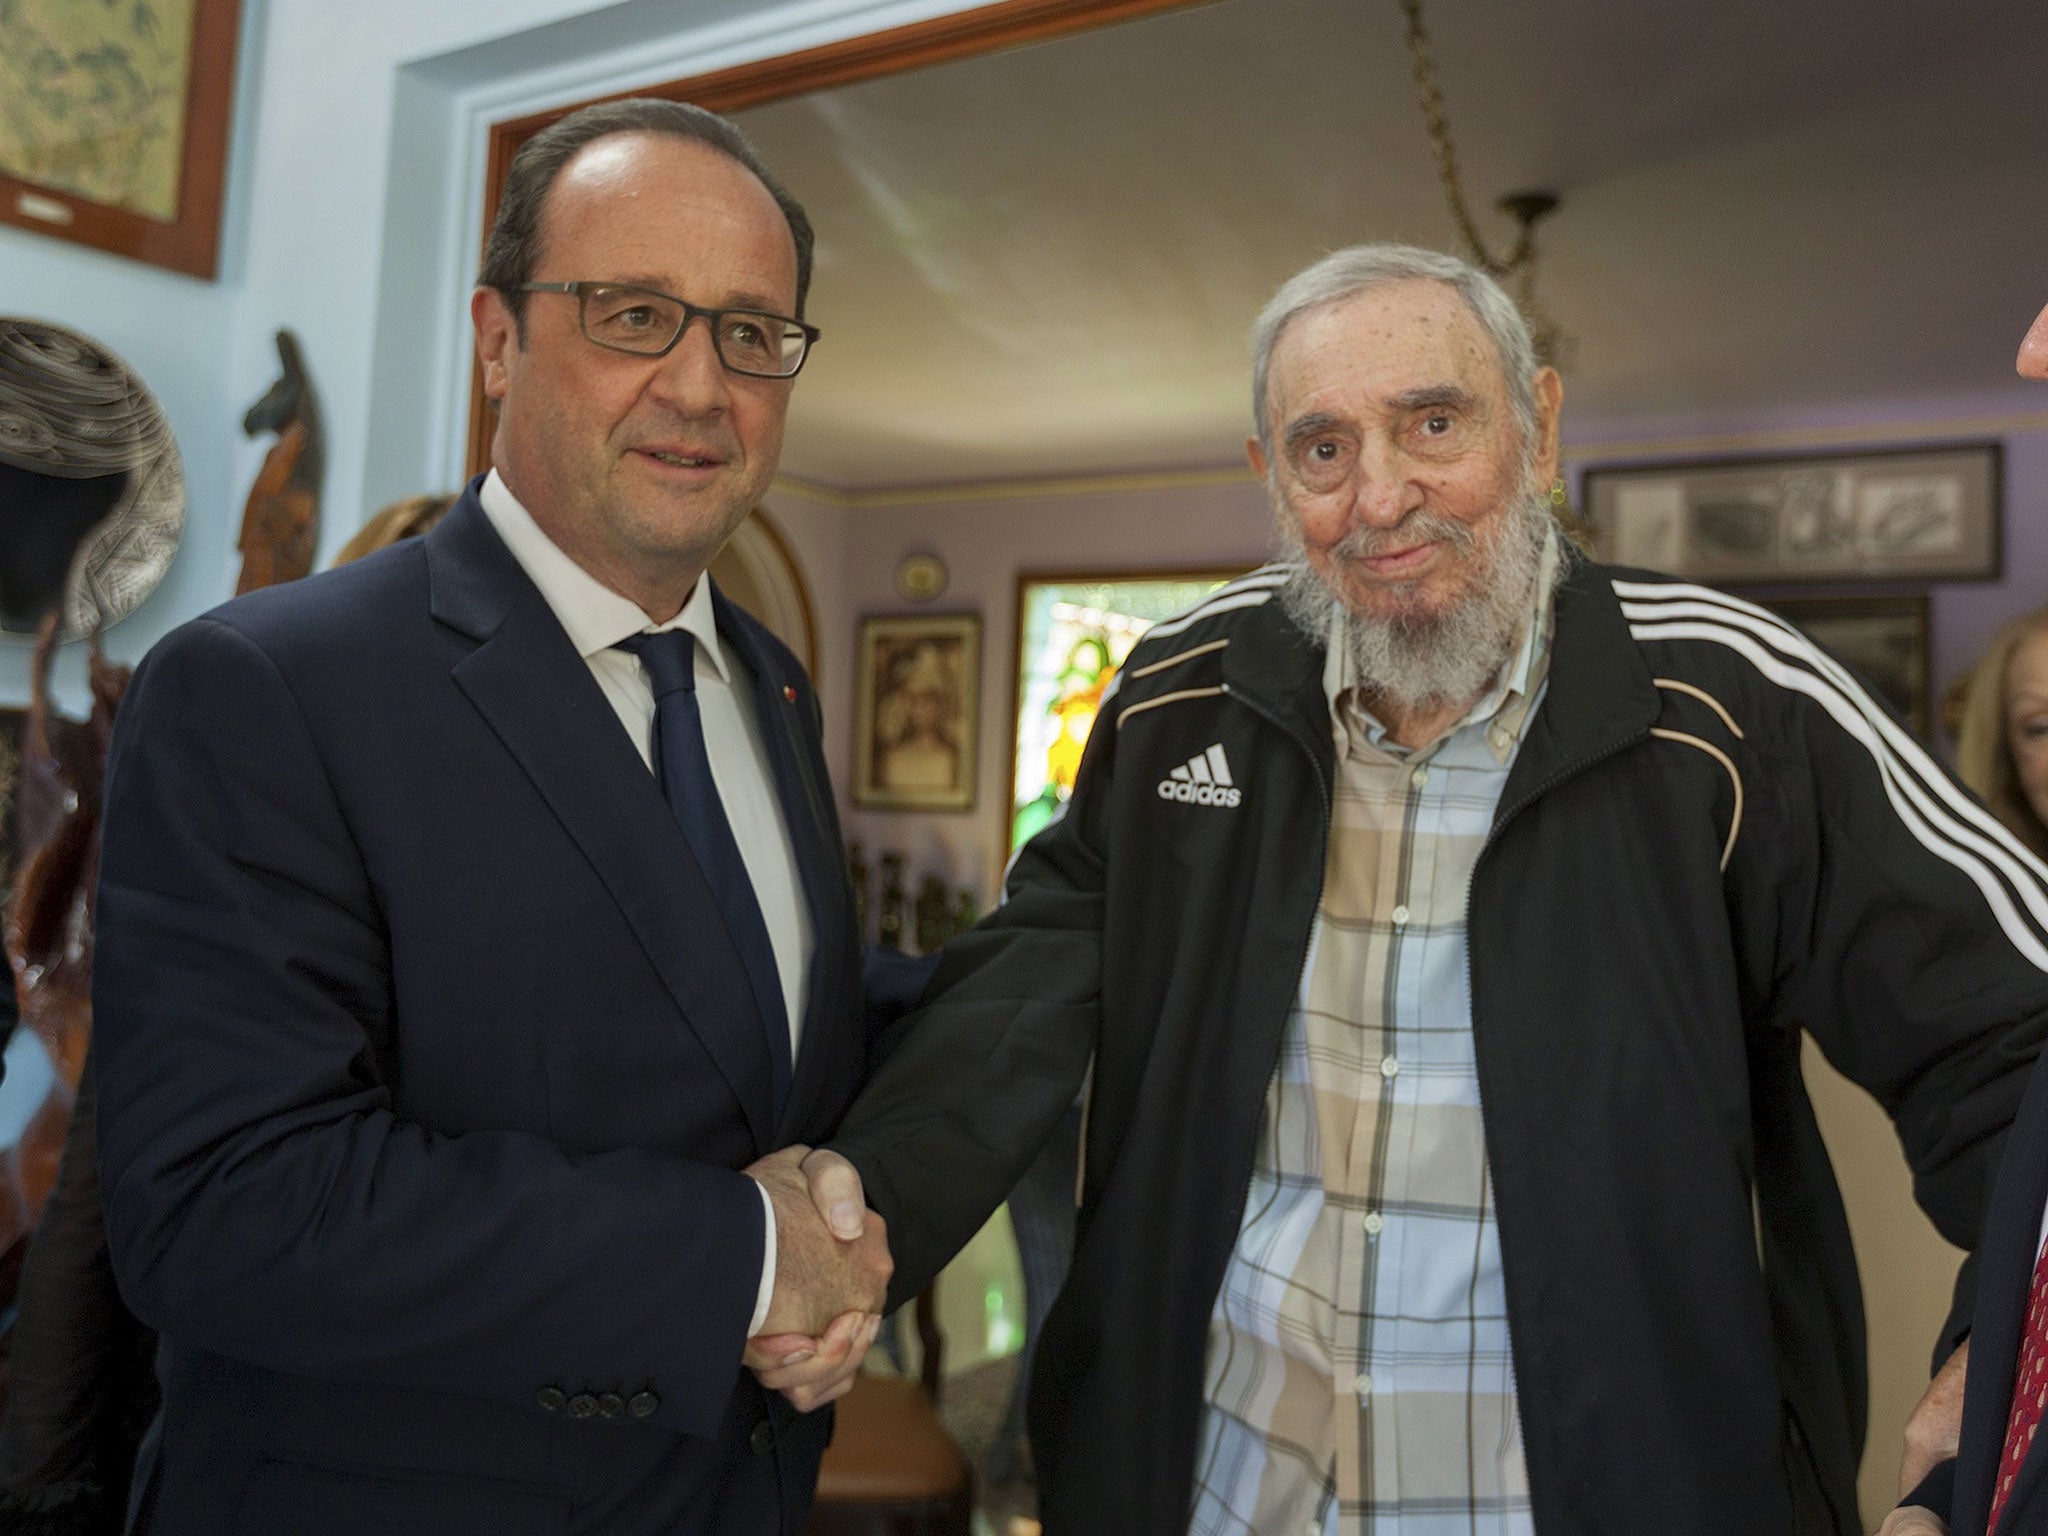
{"left": 464, "top": 0, "right": 1203, "bottom": 475}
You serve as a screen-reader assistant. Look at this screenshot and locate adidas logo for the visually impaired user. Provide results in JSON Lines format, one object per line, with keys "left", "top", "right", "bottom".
{"left": 1158, "top": 744, "right": 1242, "bottom": 808}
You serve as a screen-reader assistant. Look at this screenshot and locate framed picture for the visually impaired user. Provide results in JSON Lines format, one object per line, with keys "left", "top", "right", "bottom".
{"left": 853, "top": 613, "right": 981, "bottom": 811}
{"left": 1007, "top": 569, "right": 1241, "bottom": 858}
{"left": 0, "top": 0, "right": 243, "bottom": 279}
{"left": 1582, "top": 443, "right": 2000, "bottom": 584}
{"left": 1759, "top": 593, "right": 1931, "bottom": 738}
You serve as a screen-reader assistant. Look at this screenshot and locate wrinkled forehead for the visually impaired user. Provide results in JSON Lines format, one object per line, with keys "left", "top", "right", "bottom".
{"left": 1268, "top": 280, "right": 1504, "bottom": 406}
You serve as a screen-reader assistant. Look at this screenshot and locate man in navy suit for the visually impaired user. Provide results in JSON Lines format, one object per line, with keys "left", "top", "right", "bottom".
{"left": 1884, "top": 295, "right": 2048, "bottom": 1536}
{"left": 92, "top": 99, "right": 888, "bottom": 1535}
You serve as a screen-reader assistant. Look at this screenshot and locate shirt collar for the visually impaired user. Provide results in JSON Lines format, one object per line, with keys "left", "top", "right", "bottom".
{"left": 478, "top": 469, "right": 729, "bottom": 682}
{"left": 1322, "top": 527, "right": 1559, "bottom": 762}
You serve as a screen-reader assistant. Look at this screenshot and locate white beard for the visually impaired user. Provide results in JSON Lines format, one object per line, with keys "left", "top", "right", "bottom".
{"left": 1275, "top": 491, "right": 1560, "bottom": 714}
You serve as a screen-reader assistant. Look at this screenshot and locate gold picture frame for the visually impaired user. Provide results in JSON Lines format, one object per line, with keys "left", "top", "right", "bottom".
{"left": 852, "top": 612, "right": 981, "bottom": 812}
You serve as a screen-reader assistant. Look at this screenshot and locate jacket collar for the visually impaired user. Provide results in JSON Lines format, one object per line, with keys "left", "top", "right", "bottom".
{"left": 1502, "top": 554, "right": 1662, "bottom": 810}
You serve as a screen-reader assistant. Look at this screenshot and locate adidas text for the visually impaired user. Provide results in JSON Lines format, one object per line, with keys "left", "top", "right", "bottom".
{"left": 1159, "top": 743, "right": 1241, "bottom": 808}
{"left": 1158, "top": 779, "right": 1242, "bottom": 807}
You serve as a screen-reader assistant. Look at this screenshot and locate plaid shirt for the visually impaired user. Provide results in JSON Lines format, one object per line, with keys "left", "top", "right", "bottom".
{"left": 1188, "top": 544, "right": 1556, "bottom": 1536}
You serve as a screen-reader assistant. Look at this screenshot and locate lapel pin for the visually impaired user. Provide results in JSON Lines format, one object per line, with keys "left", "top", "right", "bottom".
{"left": 783, "top": 686, "right": 797, "bottom": 703}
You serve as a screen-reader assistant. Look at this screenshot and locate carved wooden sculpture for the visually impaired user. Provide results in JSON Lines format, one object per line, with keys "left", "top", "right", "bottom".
{"left": 234, "top": 329, "right": 323, "bottom": 595}
{"left": 0, "top": 621, "right": 149, "bottom": 1533}
{"left": 0, "top": 618, "right": 124, "bottom": 1271}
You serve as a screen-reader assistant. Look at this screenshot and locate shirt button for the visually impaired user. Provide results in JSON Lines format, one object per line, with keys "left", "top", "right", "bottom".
{"left": 1363, "top": 1211, "right": 1385, "bottom": 1236}
{"left": 1380, "top": 1056, "right": 1400, "bottom": 1079}
{"left": 1354, "top": 1372, "right": 1373, "bottom": 1399}
{"left": 1410, "top": 766, "right": 1429, "bottom": 788}
{"left": 750, "top": 1419, "right": 775, "bottom": 1455}
{"left": 1390, "top": 904, "right": 1410, "bottom": 926}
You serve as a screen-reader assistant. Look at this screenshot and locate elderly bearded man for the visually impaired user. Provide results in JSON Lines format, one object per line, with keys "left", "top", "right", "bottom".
{"left": 784, "top": 245, "right": 2048, "bottom": 1534}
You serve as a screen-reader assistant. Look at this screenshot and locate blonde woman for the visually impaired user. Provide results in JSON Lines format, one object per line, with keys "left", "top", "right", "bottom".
{"left": 1949, "top": 608, "right": 2048, "bottom": 861}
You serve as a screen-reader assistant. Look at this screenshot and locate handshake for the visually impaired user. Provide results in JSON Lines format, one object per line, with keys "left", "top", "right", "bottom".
{"left": 741, "top": 1144, "right": 894, "bottom": 1412}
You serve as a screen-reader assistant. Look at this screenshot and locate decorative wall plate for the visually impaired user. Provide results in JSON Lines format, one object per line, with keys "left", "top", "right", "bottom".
{"left": 896, "top": 552, "right": 948, "bottom": 603}
{"left": 0, "top": 318, "right": 185, "bottom": 637}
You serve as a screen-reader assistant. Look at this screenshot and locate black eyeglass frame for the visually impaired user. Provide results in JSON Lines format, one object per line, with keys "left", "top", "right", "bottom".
{"left": 513, "top": 281, "right": 821, "bottom": 378}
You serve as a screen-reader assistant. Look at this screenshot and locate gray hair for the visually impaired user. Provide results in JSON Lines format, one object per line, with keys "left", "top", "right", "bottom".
{"left": 1249, "top": 244, "right": 1539, "bottom": 461}
{"left": 479, "top": 98, "right": 815, "bottom": 332}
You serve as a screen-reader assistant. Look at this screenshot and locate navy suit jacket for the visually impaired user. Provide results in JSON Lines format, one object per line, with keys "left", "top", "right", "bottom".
{"left": 1913, "top": 1047, "right": 2048, "bottom": 1533}
{"left": 91, "top": 487, "right": 867, "bottom": 1535}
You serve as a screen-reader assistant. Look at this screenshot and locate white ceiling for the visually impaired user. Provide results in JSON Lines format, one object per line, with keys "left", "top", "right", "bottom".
{"left": 734, "top": 0, "right": 2048, "bottom": 490}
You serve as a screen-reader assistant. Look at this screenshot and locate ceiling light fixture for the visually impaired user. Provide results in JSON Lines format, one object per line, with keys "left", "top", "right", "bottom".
{"left": 1398, "top": 0, "right": 1573, "bottom": 369}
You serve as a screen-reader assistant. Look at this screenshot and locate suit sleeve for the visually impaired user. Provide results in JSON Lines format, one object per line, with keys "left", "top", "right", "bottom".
{"left": 1764, "top": 677, "right": 2048, "bottom": 1345}
{"left": 1900, "top": 1458, "right": 1955, "bottom": 1523}
{"left": 827, "top": 696, "right": 1112, "bottom": 1307}
{"left": 92, "top": 617, "right": 763, "bottom": 1439}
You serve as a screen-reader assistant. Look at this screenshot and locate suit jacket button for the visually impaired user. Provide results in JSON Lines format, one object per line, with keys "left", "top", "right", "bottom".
{"left": 568, "top": 1394, "right": 598, "bottom": 1419}
{"left": 750, "top": 1420, "right": 774, "bottom": 1455}
{"left": 536, "top": 1387, "right": 567, "bottom": 1413}
{"left": 598, "top": 1393, "right": 625, "bottom": 1419}
{"left": 628, "top": 1391, "right": 659, "bottom": 1419}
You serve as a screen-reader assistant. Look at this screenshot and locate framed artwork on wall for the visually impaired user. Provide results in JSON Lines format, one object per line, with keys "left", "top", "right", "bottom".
{"left": 1007, "top": 569, "right": 1240, "bottom": 858}
{"left": 1757, "top": 592, "right": 1932, "bottom": 739}
{"left": 0, "top": 0, "right": 242, "bottom": 279}
{"left": 1582, "top": 443, "right": 2000, "bottom": 585}
{"left": 852, "top": 612, "right": 981, "bottom": 812}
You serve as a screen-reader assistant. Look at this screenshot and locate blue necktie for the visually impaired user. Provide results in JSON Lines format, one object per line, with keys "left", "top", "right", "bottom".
{"left": 617, "top": 630, "right": 792, "bottom": 1117}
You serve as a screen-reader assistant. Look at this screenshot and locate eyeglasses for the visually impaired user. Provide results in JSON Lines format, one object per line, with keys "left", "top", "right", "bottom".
{"left": 514, "top": 281, "right": 820, "bottom": 378}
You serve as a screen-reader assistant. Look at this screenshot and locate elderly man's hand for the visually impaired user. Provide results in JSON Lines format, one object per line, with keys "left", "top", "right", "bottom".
{"left": 1875, "top": 1507, "right": 1948, "bottom": 1536}
{"left": 1900, "top": 1339, "right": 1969, "bottom": 1496}
{"left": 742, "top": 1146, "right": 891, "bottom": 1411}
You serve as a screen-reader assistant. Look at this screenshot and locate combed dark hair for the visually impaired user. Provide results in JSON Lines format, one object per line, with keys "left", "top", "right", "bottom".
{"left": 478, "top": 98, "right": 815, "bottom": 328}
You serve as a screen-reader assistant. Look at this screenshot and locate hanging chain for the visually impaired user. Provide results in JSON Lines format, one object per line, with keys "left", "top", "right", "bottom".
{"left": 1397, "top": 0, "right": 1525, "bottom": 276}
{"left": 1396, "top": 0, "right": 1570, "bottom": 368}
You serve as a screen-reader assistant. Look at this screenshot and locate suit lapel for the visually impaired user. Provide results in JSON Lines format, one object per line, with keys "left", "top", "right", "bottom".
{"left": 713, "top": 593, "right": 855, "bottom": 1138}
{"left": 426, "top": 493, "right": 777, "bottom": 1151}
{"left": 1955, "top": 1057, "right": 2048, "bottom": 1531}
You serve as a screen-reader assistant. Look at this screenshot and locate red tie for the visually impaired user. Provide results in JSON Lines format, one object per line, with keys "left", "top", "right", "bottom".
{"left": 1993, "top": 1236, "right": 2048, "bottom": 1530}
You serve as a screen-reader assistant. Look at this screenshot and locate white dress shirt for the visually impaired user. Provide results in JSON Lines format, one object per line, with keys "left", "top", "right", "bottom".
{"left": 480, "top": 470, "right": 807, "bottom": 1332}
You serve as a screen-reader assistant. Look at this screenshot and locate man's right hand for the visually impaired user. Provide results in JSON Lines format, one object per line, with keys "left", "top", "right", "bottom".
{"left": 746, "top": 1145, "right": 892, "bottom": 1337}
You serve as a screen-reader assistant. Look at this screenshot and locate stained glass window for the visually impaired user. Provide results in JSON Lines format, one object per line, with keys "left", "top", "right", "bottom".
{"left": 1008, "top": 572, "right": 1238, "bottom": 855}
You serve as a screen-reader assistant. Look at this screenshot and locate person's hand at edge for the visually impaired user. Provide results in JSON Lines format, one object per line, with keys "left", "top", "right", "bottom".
{"left": 1901, "top": 1338, "right": 1968, "bottom": 1496}
{"left": 1875, "top": 1508, "right": 1948, "bottom": 1535}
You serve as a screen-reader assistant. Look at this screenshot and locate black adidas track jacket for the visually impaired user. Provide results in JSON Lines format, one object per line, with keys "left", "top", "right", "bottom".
{"left": 833, "top": 556, "right": 2048, "bottom": 1535}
